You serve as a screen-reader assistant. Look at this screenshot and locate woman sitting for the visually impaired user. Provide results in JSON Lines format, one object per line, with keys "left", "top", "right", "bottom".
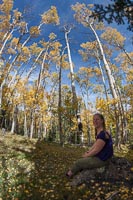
{"left": 66, "top": 113, "right": 113, "bottom": 177}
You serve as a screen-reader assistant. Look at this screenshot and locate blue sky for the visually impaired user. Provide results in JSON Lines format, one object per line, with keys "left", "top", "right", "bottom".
{"left": 12, "top": 0, "right": 132, "bottom": 101}
{"left": 13, "top": 0, "right": 132, "bottom": 57}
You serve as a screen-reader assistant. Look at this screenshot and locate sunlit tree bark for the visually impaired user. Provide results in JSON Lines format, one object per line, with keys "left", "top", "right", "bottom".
{"left": 72, "top": 3, "right": 126, "bottom": 147}
{"left": 64, "top": 25, "right": 83, "bottom": 144}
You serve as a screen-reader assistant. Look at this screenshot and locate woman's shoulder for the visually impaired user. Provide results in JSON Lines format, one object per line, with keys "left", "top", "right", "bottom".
{"left": 98, "top": 130, "right": 110, "bottom": 139}
{"left": 97, "top": 130, "right": 106, "bottom": 139}
{"left": 105, "top": 131, "right": 111, "bottom": 139}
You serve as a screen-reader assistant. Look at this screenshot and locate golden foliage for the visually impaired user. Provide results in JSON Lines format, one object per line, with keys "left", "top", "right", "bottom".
{"left": 101, "top": 27, "right": 125, "bottom": 47}
{"left": 7, "top": 47, "right": 16, "bottom": 55}
{"left": 11, "top": 37, "right": 19, "bottom": 46}
{"left": 72, "top": 3, "right": 92, "bottom": 25}
{"left": 78, "top": 67, "right": 94, "bottom": 80}
{"left": 49, "top": 32, "right": 56, "bottom": 40}
{"left": 127, "top": 68, "right": 133, "bottom": 82}
{"left": 41, "top": 6, "right": 59, "bottom": 25}
{"left": 1, "top": 0, "right": 13, "bottom": 14}
{"left": 79, "top": 41, "right": 99, "bottom": 61}
{"left": 96, "top": 97, "right": 119, "bottom": 112}
{"left": 13, "top": 9, "right": 22, "bottom": 22}
{"left": 21, "top": 46, "right": 30, "bottom": 55}
{"left": 93, "top": 67, "right": 101, "bottom": 76}
{"left": 19, "top": 21, "right": 27, "bottom": 33}
{"left": 30, "top": 26, "right": 40, "bottom": 37}
{"left": 49, "top": 41, "right": 61, "bottom": 56}
{"left": 115, "top": 52, "right": 133, "bottom": 72}
{"left": 81, "top": 41, "right": 97, "bottom": 50}
{"left": 115, "top": 52, "right": 133, "bottom": 90}
{"left": 29, "top": 43, "right": 43, "bottom": 54}
{"left": 94, "top": 22, "right": 105, "bottom": 30}
{"left": 1, "top": 19, "right": 10, "bottom": 30}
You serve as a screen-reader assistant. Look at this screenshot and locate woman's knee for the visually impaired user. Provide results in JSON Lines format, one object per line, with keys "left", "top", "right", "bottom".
{"left": 75, "top": 158, "right": 90, "bottom": 168}
{"left": 75, "top": 158, "right": 83, "bottom": 167}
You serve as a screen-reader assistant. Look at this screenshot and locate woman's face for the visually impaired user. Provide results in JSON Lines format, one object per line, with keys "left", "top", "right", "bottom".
{"left": 93, "top": 114, "right": 103, "bottom": 129}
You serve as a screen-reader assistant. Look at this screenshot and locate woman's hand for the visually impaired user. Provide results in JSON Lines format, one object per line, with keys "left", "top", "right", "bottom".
{"left": 82, "top": 151, "right": 90, "bottom": 158}
{"left": 82, "top": 139, "right": 105, "bottom": 158}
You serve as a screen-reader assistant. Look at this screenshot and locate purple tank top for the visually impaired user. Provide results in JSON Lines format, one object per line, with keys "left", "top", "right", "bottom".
{"left": 95, "top": 131, "right": 113, "bottom": 161}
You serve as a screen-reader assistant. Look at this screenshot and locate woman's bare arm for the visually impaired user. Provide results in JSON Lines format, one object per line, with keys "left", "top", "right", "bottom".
{"left": 82, "top": 139, "right": 105, "bottom": 158}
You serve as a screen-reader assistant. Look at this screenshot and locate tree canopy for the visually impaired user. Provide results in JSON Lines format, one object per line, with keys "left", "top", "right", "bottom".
{"left": 93, "top": 0, "right": 133, "bottom": 31}
{"left": 0, "top": 0, "right": 133, "bottom": 148}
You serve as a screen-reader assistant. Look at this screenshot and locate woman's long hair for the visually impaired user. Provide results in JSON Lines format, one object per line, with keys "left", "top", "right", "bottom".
{"left": 94, "top": 113, "right": 106, "bottom": 138}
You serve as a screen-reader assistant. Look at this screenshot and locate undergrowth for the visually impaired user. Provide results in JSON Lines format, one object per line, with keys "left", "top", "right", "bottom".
{"left": 0, "top": 133, "right": 133, "bottom": 200}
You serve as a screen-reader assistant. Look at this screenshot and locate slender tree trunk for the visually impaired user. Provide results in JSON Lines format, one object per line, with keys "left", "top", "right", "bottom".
{"left": 97, "top": 56, "right": 109, "bottom": 102}
{"left": 0, "top": 30, "right": 14, "bottom": 56}
{"left": 90, "top": 23, "right": 118, "bottom": 99}
{"left": 117, "top": 43, "right": 133, "bottom": 66}
{"left": 64, "top": 28, "right": 78, "bottom": 109}
{"left": 43, "top": 125, "right": 47, "bottom": 139}
{"left": 26, "top": 49, "right": 44, "bottom": 79}
{"left": 64, "top": 26, "right": 83, "bottom": 144}
{"left": 58, "top": 55, "right": 64, "bottom": 146}
{"left": 38, "top": 118, "right": 42, "bottom": 139}
{"left": 0, "top": 86, "right": 3, "bottom": 109}
{"left": 24, "top": 110, "right": 28, "bottom": 137}
{"left": 0, "top": 35, "right": 31, "bottom": 110}
{"left": 37, "top": 45, "right": 49, "bottom": 90}
{"left": 30, "top": 110, "right": 34, "bottom": 139}
{"left": 11, "top": 106, "right": 18, "bottom": 134}
{"left": 90, "top": 22, "right": 122, "bottom": 147}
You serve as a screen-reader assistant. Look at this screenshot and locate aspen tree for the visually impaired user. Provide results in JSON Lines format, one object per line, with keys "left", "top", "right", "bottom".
{"left": 101, "top": 27, "right": 133, "bottom": 142}
{"left": 63, "top": 24, "right": 83, "bottom": 144}
{"left": 75, "top": 67, "right": 94, "bottom": 145}
{"left": 79, "top": 41, "right": 110, "bottom": 104}
{"left": 101, "top": 27, "right": 133, "bottom": 65}
{"left": 72, "top": 3, "right": 124, "bottom": 147}
{"left": 58, "top": 48, "right": 67, "bottom": 145}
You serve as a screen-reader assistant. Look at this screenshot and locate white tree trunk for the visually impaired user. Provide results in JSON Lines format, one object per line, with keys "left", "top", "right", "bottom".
{"left": 97, "top": 56, "right": 109, "bottom": 102}
{"left": 11, "top": 118, "right": 15, "bottom": 134}
{"left": 11, "top": 106, "right": 18, "bottom": 134}
{"left": 90, "top": 23, "right": 118, "bottom": 99}
{"left": 0, "top": 30, "right": 14, "bottom": 56}
{"left": 64, "top": 29, "right": 77, "bottom": 104}
{"left": 89, "top": 23, "right": 126, "bottom": 147}
{"left": 30, "top": 111, "right": 34, "bottom": 139}
{"left": 64, "top": 26, "right": 84, "bottom": 144}
{"left": 24, "top": 111, "right": 28, "bottom": 137}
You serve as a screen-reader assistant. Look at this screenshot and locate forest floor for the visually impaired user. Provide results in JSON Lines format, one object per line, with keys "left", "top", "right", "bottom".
{"left": 0, "top": 132, "right": 133, "bottom": 200}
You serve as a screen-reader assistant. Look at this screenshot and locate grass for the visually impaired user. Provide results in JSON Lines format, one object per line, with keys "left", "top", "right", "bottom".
{"left": 0, "top": 132, "right": 133, "bottom": 200}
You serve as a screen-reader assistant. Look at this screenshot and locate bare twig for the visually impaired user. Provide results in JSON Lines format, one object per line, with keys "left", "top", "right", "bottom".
{"left": 106, "top": 191, "right": 119, "bottom": 200}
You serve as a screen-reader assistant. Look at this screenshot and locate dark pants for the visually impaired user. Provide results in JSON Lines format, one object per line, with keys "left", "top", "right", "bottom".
{"left": 71, "top": 156, "right": 109, "bottom": 175}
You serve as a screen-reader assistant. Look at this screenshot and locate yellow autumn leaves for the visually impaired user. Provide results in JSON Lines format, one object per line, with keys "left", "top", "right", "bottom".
{"left": 0, "top": 133, "right": 133, "bottom": 200}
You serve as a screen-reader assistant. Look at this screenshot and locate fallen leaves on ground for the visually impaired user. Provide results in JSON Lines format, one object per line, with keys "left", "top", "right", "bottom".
{"left": 0, "top": 133, "right": 133, "bottom": 200}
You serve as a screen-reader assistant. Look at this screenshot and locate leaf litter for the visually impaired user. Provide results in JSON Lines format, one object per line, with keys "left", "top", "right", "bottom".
{"left": 0, "top": 133, "right": 133, "bottom": 200}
